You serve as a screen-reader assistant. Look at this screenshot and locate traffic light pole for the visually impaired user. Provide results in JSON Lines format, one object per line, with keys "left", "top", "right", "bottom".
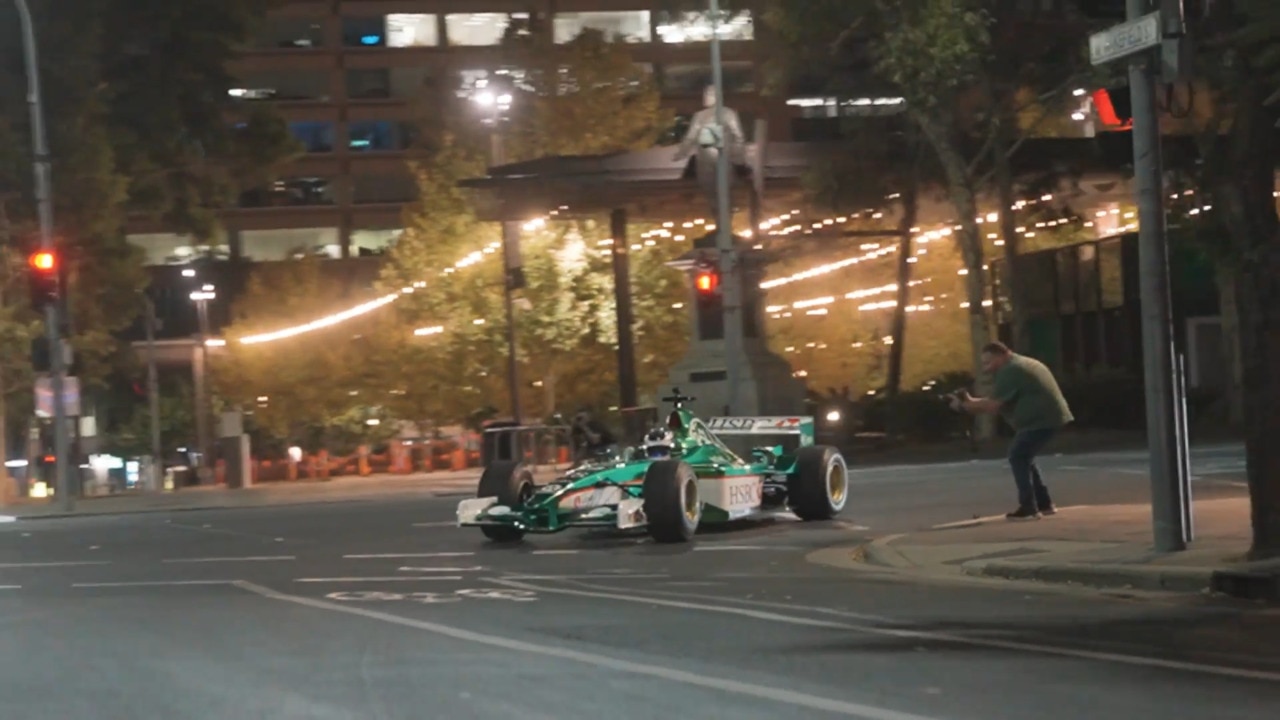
{"left": 710, "top": 0, "right": 742, "bottom": 415}
{"left": 17, "top": 0, "right": 73, "bottom": 511}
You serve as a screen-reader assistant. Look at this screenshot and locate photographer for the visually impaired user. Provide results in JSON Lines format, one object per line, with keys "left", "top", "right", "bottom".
{"left": 949, "top": 342, "right": 1074, "bottom": 520}
{"left": 570, "top": 408, "right": 618, "bottom": 463}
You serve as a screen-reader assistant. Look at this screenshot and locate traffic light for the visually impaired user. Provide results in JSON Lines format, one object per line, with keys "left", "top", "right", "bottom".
{"left": 27, "top": 249, "right": 61, "bottom": 310}
{"left": 695, "top": 266, "right": 719, "bottom": 294}
{"left": 1093, "top": 88, "right": 1133, "bottom": 130}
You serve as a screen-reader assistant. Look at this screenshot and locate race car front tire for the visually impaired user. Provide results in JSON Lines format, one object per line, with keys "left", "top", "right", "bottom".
{"left": 643, "top": 460, "right": 701, "bottom": 543}
{"left": 788, "top": 446, "right": 849, "bottom": 521}
{"left": 476, "top": 460, "right": 535, "bottom": 543}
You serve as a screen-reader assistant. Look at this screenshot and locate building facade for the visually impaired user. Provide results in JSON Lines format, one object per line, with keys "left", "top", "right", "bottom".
{"left": 125, "top": 0, "right": 785, "bottom": 266}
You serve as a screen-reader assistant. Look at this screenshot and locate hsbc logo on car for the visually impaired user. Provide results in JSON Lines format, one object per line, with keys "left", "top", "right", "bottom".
{"left": 708, "top": 417, "right": 758, "bottom": 431}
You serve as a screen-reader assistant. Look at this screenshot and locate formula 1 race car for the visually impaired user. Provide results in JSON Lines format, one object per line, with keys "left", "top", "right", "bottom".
{"left": 456, "top": 389, "right": 849, "bottom": 543}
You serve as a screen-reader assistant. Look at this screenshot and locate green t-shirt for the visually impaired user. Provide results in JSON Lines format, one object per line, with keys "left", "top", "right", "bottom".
{"left": 992, "top": 354, "right": 1074, "bottom": 432}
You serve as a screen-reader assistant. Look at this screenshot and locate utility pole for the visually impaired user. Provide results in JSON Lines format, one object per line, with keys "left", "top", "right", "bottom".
{"left": 144, "top": 296, "right": 163, "bottom": 491}
{"left": 16, "top": 0, "right": 72, "bottom": 511}
{"left": 709, "top": 0, "right": 742, "bottom": 415}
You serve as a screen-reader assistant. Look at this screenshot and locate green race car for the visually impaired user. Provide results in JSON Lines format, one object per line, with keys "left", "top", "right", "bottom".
{"left": 456, "top": 390, "right": 849, "bottom": 543}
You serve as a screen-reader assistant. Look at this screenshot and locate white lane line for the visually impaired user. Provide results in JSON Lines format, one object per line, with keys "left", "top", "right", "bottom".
{"left": 411, "top": 521, "right": 457, "bottom": 528}
{"left": 0, "top": 515, "right": 16, "bottom": 523}
{"left": 490, "top": 578, "right": 1280, "bottom": 684}
{"left": 0, "top": 561, "right": 111, "bottom": 568}
{"left": 72, "top": 580, "right": 234, "bottom": 588}
{"left": 293, "top": 576, "right": 464, "bottom": 583}
{"left": 233, "top": 580, "right": 941, "bottom": 720}
{"left": 397, "top": 566, "right": 485, "bottom": 573}
{"left": 531, "top": 550, "right": 580, "bottom": 555}
{"left": 499, "top": 574, "right": 671, "bottom": 581}
{"left": 1, "top": 585, "right": 20, "bottom": 590}
{"left": 693, "top": 545, "right": 791, "bottom": 552}
{"left": 162, "top": 556, "right": 296, "bottom": 564}
{"left": 344, "top": 552, "right": 474, "bottom": 559}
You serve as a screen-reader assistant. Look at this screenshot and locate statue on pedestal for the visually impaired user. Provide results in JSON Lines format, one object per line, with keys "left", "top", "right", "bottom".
{"left": 673, "top": 85, "right": 748, "bottom": 217}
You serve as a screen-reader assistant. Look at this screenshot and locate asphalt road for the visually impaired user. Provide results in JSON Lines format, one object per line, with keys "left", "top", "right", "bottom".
{"left": 2, "top": 445, "right": 1275, "bottom": 720}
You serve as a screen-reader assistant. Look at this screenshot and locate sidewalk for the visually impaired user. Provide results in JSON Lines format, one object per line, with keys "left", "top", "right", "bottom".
{"left": 0, "top": 468, "right": 493, "bottom": 520}
{"left": 828, "top": 497, "right": 1280, "bottom": 601}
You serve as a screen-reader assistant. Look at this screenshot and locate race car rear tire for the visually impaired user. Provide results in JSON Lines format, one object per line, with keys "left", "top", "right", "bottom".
{"left": 476, "top": 460, "right": 535, "bottom": 543}
{"left": 788, "top": 446, "right": 848, "bottom": 521}
{"left": 642, "top": 460, "right": 701, "bottom": 543}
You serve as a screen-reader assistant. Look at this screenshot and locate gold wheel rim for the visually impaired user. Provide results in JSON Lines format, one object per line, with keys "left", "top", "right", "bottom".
{"left": 827, "top": 460, "right": 848, "bottom": 505}
{"left": 682, "top": 476, "right": 700, "bottom": 522}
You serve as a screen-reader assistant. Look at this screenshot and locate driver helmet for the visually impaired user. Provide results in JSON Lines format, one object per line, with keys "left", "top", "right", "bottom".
{"left": 641, "top": 427, "right": 675, "bottom": 459}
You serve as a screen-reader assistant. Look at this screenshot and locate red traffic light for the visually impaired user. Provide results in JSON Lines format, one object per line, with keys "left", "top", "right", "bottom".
{"left": 695, "top": 270, "right": 718, "bottom": 293}
{"left": 29, "top": 251, "right": 57, "bottom": 272}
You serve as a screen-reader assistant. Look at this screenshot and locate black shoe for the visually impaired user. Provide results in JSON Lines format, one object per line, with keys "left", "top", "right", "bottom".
{"left": 1006, "top": 506, "right": 1042, "bottom": 520}
{"left": 1039, "top": 504, "right": 1058, "bottom": 516}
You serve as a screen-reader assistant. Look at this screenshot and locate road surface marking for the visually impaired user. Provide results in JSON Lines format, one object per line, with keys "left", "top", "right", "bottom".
{"left": 344, "top": 552, "right": 475, "bottom": 559}
{"left": 411, "top": 521, "right": 458, "bottom": 528}
{"left": 167, "top": 521, "right": 282, "bottom": 542}
{"left": 0, "top": 515, "right": 15, "bottom": 523}
{"left": 531, "top": 550, "right": 580, "bottom": 555}
{"left": 72, "top": 580, "right": 234, "bottom": 588}
{"left": 397, "top": 566, "right": 485, "bottom": 573}
{"left": 234, "top": 580, "right": 943, "bottom": 720}
{"left": 694, "top": 545, "right": 793, "bottom": 552}
{"left": 0, "top": 561, "right": 111, "bottom": 568}
{"left": 559, "top": 577, "right": 895, "bottom": 623}
{"left": 0, "top": 585, "right": 20, "bottom": 590}
{"left": 294, "top": 576, "right": 465, "bottom": 583}
{"left": 162, "top": 555, "right": 296, "bottom": 564}
{"left": 491, "top": 578, "right": 1280, "bottom": 684}
{"left": 498, "top": 574, "right": 671, "bottom": 581}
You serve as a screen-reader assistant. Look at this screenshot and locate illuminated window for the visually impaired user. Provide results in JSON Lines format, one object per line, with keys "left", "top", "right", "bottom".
{"left": 554, "top": 11, "right": 651, "bottom": 43}
{"left": 386, "top": 14, "right": 439, "bottom": 47}
{"left": 127, "top": 234, "right": 230, "bottom": 266}
{"left": 445, "top": 13, "right": 527, "bottom": 46}
{"left": 241, "top": 228, "right": 341, "bottom": 262}
{"left": 655, "top": 10, "right": 753, "bottom": 44}
{"left": 661, "top": 62, "right": 755, "bottom": 95}
{"left": 351, "top": 229, "right": 402, "bottom": 257}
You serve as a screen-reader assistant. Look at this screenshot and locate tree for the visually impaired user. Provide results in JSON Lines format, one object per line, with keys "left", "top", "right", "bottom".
{"left": 1185, "top": 1, "right": 1280, "bottom": 558}
{"left": 765, "top": 0, "right": 1092, "bottom": 438}
{"left": 498, "top": 26, "right": 674, "bottom": 160}
{"left": 379, "top": 30, "right": 683, "bottom": 423}
{"left": 213, "top": 258, "right": 399, "bottom": 451}
{"left": 0, "top": 1, "right": 296, "bottom": 487}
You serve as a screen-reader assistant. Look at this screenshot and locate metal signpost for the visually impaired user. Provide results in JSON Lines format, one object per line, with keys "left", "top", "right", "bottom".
{"left": 1089, "top": 1, "right": 1192, "bottom": 552}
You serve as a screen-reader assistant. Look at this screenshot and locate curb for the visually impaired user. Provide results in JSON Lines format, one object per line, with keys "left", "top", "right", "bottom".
{"left": 0, "top": 487, "right": 475, "bottom": 521}
{"left": 963, "top": 559, "right": 1214, "bottom": 593}
{"left": 860, "top": 534, "right": 916, "bottom": 569}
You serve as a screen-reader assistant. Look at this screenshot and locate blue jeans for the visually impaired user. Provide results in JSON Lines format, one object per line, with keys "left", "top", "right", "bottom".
{"left": 1008, "top": 428, "right": 1056, "bottom": 511}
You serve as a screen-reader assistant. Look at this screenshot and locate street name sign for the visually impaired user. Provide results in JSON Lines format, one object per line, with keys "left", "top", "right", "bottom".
{"left": 1089, "top": 11, "right": 1161, "bottom": 66}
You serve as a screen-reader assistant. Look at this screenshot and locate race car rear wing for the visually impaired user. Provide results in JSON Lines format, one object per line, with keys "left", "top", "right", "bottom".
{"left": 705, "top": 416, "right": 815, "bottom": 447}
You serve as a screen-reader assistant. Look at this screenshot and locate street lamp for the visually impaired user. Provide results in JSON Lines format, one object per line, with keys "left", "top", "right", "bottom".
{"left": 469, "top": 75, "right": 522, "bottom": 424}
{"left": 189, "top": 284, "right": 216, "bottom": 482}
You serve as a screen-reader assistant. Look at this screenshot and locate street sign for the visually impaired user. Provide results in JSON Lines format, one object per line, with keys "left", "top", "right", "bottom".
{"left": 1090, "top": 11, "right": 1161, "bottom": 66}
{"left": 34, "top": 375, "right": 81, "bottom": 418}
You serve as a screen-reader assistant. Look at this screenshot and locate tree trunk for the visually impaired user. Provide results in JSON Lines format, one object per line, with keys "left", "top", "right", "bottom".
{"left": 915, "top": 112, "right": 995, "bottom": 440}
{"left": 993, "top": 112, "right": 1028, "bottom": 353}
{"left": 1217, "top": 75, "right": 1280, "bottom": 559}
{"left": 885, "top": 183, "right": 919, "bottom": 396}
{"left": 1214, "top": 263, "right": 1245, "bottom": 428}
{"left": 543, "top": 364, "right": 558, "bottom": 420}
